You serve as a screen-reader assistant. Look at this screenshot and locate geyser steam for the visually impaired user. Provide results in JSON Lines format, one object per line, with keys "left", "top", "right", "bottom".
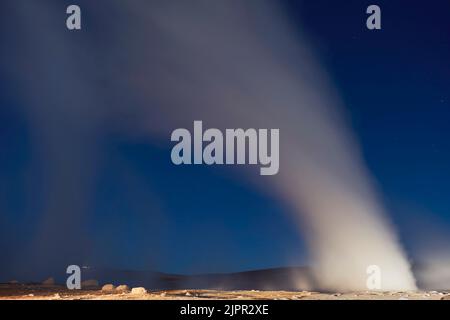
{"left": 4, "top": 0, "right": 417, "bottom": 290}
{"left": 121, "top": 0, "right": 416, "bottom": 291}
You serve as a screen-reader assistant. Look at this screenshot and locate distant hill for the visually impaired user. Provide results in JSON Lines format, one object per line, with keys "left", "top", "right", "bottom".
{"left": 80, "top": 266, "right": 314, "bottom": 291}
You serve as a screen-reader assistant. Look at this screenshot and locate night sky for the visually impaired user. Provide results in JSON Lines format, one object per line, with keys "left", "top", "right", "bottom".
{"left": 291, "top": 0, "right": 450, "bottom": 250}
{"left": 0, "top": 0, "right": 449, "bottom": 281}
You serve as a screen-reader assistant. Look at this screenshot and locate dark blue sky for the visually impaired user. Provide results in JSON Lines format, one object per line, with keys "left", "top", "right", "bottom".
{"left": 291, "top": 0, "right": 450, "bottom": 232}
{"left": 293, "top": 0, "right": 450, "bottom": 257}
{"left": 0, "top": 0, "right": 449, "bottom": 281}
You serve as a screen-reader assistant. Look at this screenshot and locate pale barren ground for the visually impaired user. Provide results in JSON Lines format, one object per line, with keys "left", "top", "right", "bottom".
{"left": 1, "top": 284, "right": 449, "bottom": 300}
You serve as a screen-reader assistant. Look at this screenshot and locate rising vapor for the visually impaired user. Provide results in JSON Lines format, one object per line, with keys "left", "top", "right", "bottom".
{"left": 119, "top": 0, "right": 417, "bottom": 291}
{"left": 4, "top": 0, "right": 417, "bottom": 290}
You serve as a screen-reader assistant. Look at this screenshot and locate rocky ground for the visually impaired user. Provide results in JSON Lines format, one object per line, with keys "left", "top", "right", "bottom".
{"left": 1, "top": 283, "right": 450, "bottom": 300}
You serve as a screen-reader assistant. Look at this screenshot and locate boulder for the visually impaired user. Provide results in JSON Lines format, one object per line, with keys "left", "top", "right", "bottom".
{"left": 131, "top": 287, "right": 147, "bottom": 295}
{"left": 42, "top": 277, "right": 55, "bottom": 286}
{"left": 101, "top": 284, "right": 116, "bottom": 292}
{"left": 81, "top": 279, "right": 99, "bottom": 288}
{"left": 116, "top": 285, "right": 130, "bottom": 293}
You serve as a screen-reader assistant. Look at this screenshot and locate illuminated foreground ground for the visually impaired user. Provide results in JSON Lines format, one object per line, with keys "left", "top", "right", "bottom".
{"left": 1, "top": 284, "right": 449, "bottom": 300}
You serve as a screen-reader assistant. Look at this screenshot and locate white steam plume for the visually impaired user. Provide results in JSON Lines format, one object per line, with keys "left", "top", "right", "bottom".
{"left": 119, "top": 0, "right": 416, "bottom": 291}
{"left": 5, "top": 0, "right": 417, "bottom": 290}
